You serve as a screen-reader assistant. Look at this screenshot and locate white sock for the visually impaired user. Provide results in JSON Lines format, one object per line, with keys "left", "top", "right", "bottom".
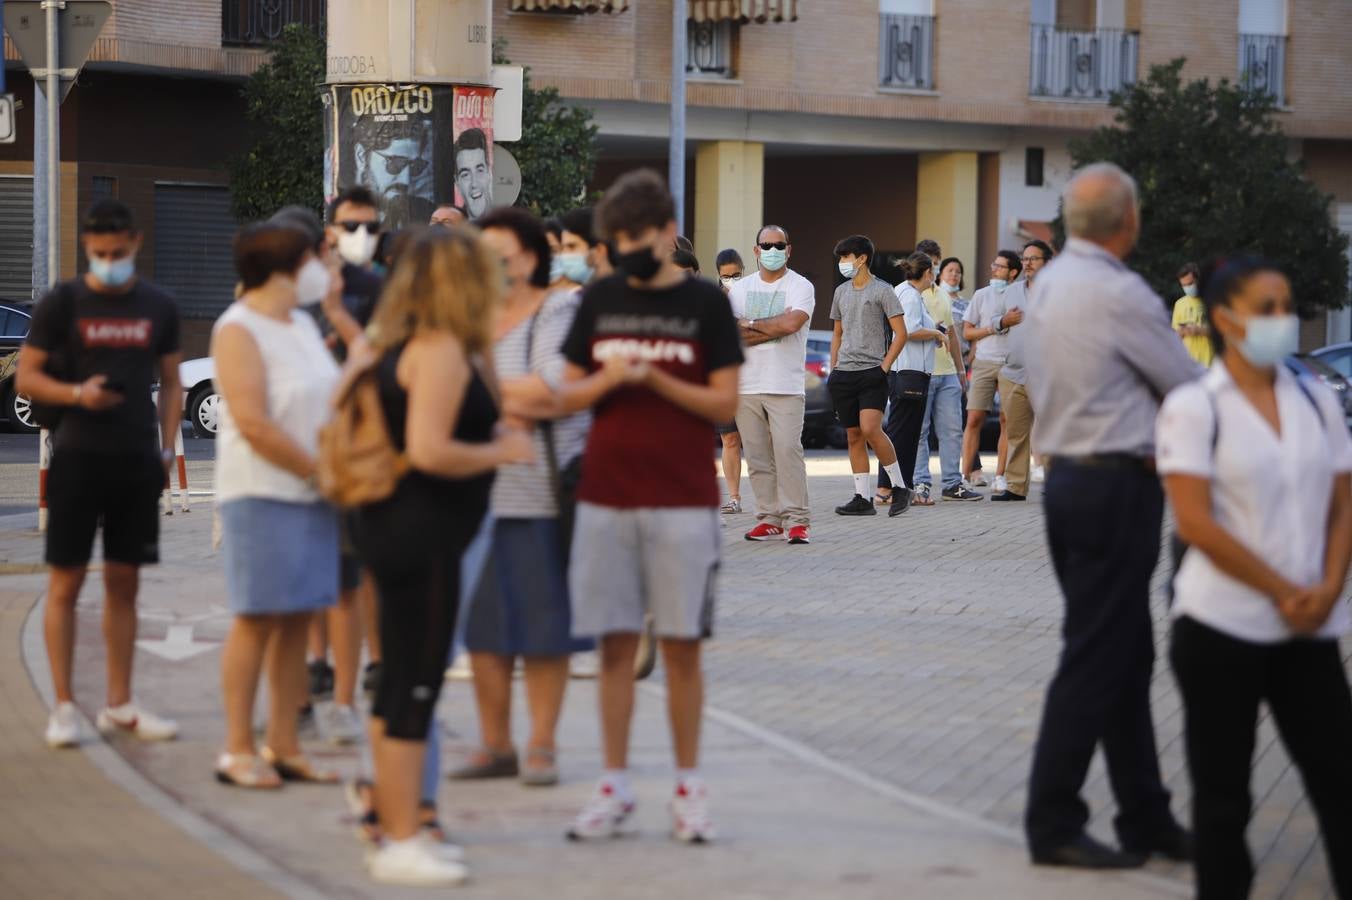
{"left": 602, "top": 769, "right": 634, "bottom": 800}
{"left": 884, "top": 462, "right": 905, "bottom": 490}
{"left": 852, "top": 473, "right": 870, "bottom": 497}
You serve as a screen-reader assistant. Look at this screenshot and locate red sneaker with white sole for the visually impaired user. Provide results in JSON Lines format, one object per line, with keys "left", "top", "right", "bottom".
{"left": 743, "top": 523, "right": 785, "bottom": 541}
{"left": 787, "top": 526, "right": 810, "bottom": 545}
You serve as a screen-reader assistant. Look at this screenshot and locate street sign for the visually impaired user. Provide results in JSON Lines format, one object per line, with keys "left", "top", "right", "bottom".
{"left": 0, "top": 94, "right": 13, "bottom": 144}
{"left": 4, "top": 0, "right": 112, "bottom": 102}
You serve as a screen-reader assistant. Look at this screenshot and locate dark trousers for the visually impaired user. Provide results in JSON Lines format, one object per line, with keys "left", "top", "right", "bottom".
{"left": 877, "top": 371, "right": 929, "bottom": 492}
{"left": 1171, "top": 616, "right": 1352, "bottom": 899}
{"left": 1025, "top": 461, "right": 1175, "bottom": 853}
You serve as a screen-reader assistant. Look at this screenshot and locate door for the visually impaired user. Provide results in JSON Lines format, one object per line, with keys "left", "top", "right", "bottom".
{"left": 0, "top": 177, "right": 34, "bottom": 303}
{"left": 153, "top": 184, "right": 238, "bottom": 321}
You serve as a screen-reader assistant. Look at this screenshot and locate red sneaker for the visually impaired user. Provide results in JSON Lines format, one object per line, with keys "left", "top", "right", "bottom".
{"left": 744, "top": 523, "right": 785, "bottom": 541}
{"left": 787, "top": 526, "right": 810, "bottom": 545}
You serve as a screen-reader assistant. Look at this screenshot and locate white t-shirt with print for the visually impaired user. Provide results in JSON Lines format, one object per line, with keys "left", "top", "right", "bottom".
{"left": 728, "top": 268, "right": 816, "bottom": 395}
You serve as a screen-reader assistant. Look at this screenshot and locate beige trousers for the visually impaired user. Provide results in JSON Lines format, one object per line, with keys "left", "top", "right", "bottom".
{"left": 734, "top": 394, "right": 810, "bottom": 528}
{"left": 998, "top": 375, "right": 1035, "bottom": 497}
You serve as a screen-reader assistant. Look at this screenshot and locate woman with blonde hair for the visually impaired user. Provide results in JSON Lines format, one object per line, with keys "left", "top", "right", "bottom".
{"left": 351, "top": 226, "right": 533, "bottom": 887}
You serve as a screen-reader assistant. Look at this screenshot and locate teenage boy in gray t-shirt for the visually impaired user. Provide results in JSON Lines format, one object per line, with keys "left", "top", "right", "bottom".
{"left": 827, "top": 234, "right": 911, "bottom": 518}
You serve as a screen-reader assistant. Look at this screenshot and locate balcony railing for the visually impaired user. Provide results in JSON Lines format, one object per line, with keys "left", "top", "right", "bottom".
{"left": 1239, "top": 33, "right": 1286, "bottom": 105}
{"left": 1029, "top": 24, "right": 1138, "bottom": 101}
{"left": 879, "top": 14, "right": 934, "bottom": 91}
{"left": 222, "top": 0, "right": 326, "bottom": 47}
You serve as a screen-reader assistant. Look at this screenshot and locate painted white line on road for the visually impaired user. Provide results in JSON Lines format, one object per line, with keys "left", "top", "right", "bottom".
{"left": 640, "top": 683, "right": 1190, "bottom": 898}
{"left": 21, "top": 595, "right": 329, "bottom": 900}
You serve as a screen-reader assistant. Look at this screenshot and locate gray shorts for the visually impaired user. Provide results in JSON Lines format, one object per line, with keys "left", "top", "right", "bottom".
{"left": 569, "top": 502, "right": 720, "bottom": 641}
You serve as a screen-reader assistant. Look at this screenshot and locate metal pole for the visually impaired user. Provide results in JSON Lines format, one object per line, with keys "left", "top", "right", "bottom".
{"left": 669, "top": 0, "right": 687, "bottom": 235}
{"left": 32, "top": 76, "right": 48, "bottom": 298}
{"left": 44, "top": 0, "right": 61, "bottom": 288}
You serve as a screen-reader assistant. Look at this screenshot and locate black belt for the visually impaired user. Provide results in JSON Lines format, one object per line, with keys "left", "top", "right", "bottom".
{"left": 1049, "top": 453, "right": 1155, "bottom": 473}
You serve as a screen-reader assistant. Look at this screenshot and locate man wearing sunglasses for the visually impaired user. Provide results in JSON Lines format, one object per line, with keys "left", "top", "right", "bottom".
{"left": 730, "top": 226, "right": 816, "bottom": 545}
{"left": 351, "top": 117, "right": 435, "bottom": 229}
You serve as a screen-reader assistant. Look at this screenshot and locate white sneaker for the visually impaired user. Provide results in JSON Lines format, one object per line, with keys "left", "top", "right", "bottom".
{"left": 993, "top": 474, "right": 1009, "bottom": 493}
{"left": 1032, "top": 465, "right": 1046, "bottom": 484}
{"left": 569, "top": 651, "right": 600, "bottom": 679}
{"left": 419, "top": 832, "right": 466, "bottom": 863}
{"left": 96, "top": 702, "right": 179, "bottom": 741}
{"left": 445, "top": 654, "right": 473, "bottom": 682}
{"left": 566, "top": 779, "right": 637, "bottom": 840}
{"left": 968, "top": 472, "right": 989, "bottom": 487}
{"left": 368, "top": 837, "right": 468, "bottom": 887}
{"left": 45, "top": 701, "right": 82, "bottom": 748}
{"left": 671, "top": 778, "right": 717, "bottom": 844}
{"left": 322, "top": 703, "right": 362, "bottom": 746}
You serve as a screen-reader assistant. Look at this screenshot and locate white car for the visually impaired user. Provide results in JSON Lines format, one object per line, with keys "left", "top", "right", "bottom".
{"left": 180, "top": 356, "right": 219, "bottom": 438}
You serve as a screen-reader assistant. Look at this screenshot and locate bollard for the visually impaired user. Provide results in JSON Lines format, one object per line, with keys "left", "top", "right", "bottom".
{"left": 38, "top": 428, "right": 51, "bottom": 533}
{"left": 173, "top": 427, "right": 190, "bottom": 513}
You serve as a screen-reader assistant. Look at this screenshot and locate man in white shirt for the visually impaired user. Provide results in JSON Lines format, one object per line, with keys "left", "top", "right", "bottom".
{"left": 961, "top": 252, "right": 1025, "bottom": 492}
{"left": 732, "top": 225, "right": 815, "bottom": 545}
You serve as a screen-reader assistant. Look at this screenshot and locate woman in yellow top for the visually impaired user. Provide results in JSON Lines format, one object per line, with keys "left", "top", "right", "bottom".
{"left": 1173, "top": 262, "right": 1214, "bottom": 367}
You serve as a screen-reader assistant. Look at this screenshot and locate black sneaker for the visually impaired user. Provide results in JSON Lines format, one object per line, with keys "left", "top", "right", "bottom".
{"left": 362, "top": 661, "right": 383, "bottom": 700}
{"left": 990, "top": 491, "right": 1026, "bottom": 502}
{"left": 308, "top": 659, "right": 335, "bottom": 701}
{"left": 835, "top": 494, "right": 877, "bottom": 516}
{"left": 888, "top": 488, "right": 911, "bottom": 517}
{"left": 942, "top": 484, "right": 984, "bottom": 501}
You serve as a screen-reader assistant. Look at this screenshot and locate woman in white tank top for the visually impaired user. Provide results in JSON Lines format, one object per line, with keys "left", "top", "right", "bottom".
{"left": 211, "top": 221, "right": 342, "bottom": 789}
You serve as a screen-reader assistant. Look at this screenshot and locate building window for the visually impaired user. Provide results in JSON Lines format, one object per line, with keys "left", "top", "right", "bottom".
{"left": 878, "top": 12, "right": 935, "bottom": 90}
{"left": 1028, "top": 24, "right": 1138, "bottom": 101}
{"left": 91, "top": 175, "right": 118, "bottom": 200}
{"left": 1025, "top": 148, "right": 1045, "bottom": 187}
{"left": 222, "top": 0, "right": 325, "bottom": 47}
{"left": 1238, "top": 34, "right": 1286, "bottom": 105}
{"left": 687, "top": 20, "right": 735, "bottom": 79}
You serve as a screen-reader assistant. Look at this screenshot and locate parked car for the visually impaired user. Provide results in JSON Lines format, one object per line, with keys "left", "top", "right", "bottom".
{"left": 802, "top": 349, "right": 845, "bottom": 449}
{"left": 1311, "top": 342, "right": 1352, "bottom": 381}
{"left": 0, "top": 302, "right": 37, "bottom": 433}
{"left": 180, "top": 356, "right": 219, "bottom": 438}
{"left": 1285, "top": 350, "right": 1352, "bottom": 430}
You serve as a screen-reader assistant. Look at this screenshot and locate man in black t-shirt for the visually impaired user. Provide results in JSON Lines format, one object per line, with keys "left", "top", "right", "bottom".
{"left": 557, "top": 170, "right": 743, "bottom": 845}
{"left": 18, "top": 200, "right": 183, "bottom": 749}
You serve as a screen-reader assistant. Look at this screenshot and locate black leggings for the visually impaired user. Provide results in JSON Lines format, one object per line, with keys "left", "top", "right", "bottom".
{"left": 1171, "top": 615, "right": 1352, "bottom": 899}
{"left": 354, "top": 497, "right": 479, "bottom": 741}
{"left": 877, "top": 373, "right": 929, "bottom": 492}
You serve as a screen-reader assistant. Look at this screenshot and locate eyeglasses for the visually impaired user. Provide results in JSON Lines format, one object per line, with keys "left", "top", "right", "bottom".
{"left": 336, "top": 221, "right": 382, "bottom": 234}
{"left": 373, "top": 148, "right": 430, "bottom": 178}
{"left": 758, "top": 241, "right": 788, "bottom": 251}
{"left": 1021, "top": 255, "right": 1045, "bottom": 264}
{"left": 720, "top": 273, "right": 742, "bottom": 282}
{"left": 990, "top": 261, "right": 1012, "bottom": 271}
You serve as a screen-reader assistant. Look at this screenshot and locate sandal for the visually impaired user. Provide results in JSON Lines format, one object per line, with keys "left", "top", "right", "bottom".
{"left": 215, "top": 752, "right": 282, "bottom": 789}
{"left": 521, "top": 747, "right": 559, "bottom": 787}
{"left": 448, "top": 747, "right": 519, "bottom": 780}
{"left": 259, "top": 746, "right": 340, "bottom": 784}
{"left": 875, "top": 491, "right": 893, "bottom": 506}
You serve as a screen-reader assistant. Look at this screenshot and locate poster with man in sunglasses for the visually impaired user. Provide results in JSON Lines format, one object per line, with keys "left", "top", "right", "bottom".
{"left": 324, "top": 84, "right": 448, "bottom": 230}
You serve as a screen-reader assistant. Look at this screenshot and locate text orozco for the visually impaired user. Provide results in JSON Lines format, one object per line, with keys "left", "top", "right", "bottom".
{"left": 349, "top": 86, "right": 435, "bottom": 118}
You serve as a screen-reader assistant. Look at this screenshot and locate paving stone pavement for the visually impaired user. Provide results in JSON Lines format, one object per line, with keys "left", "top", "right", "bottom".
{"left": 709, "top": 456, "right": 1349, "bottom": 900}
{"left": 0, "top": 449, "right": 1346, "bottom": 898}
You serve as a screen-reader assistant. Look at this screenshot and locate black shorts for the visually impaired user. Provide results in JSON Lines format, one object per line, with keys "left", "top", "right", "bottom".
{"left": 715, "top": 421, "right": 739, "bottom": 437}
{"left": 827, "top": 367, "right": 889, "bottom": 428}
{"left": 46, "top": 449, "right": 163, "bottom": 567}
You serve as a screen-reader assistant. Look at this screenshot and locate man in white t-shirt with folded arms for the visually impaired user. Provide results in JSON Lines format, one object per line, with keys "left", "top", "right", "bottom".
{"left": 730, "top": 225, "right": 816, "bottom": 545}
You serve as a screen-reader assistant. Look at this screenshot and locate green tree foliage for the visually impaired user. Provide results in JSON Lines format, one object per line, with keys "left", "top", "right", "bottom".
{"left": 1063, "top": 59, "right": 1348, "bottom": 315}
{"left": 495, "top": 42, "right": 600, "bottom": 218}
{"left": 228, "top": 24, "right": 326, "bottom": 222}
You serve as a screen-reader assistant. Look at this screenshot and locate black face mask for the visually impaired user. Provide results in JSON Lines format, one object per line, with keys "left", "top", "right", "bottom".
{"left": 615, "top": 246, "right": 662, "bottom": 281}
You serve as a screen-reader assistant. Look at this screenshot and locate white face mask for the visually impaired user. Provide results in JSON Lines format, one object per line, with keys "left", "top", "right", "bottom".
{"left": 941, "top": 281, "right": 959, "bottom": 295}
{"left": 296, "top": 256, "right": 331, "bottom": 305}
{"left": 337, "top": 226, "right": 379, "bottom": 267}
{"left": 838, "top": 260, "right": 858, "bottom": 279}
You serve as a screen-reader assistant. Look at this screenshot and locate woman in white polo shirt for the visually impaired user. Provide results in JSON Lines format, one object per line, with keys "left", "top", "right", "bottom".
{"left": 1157, "top": 257, "right": 1352, "bottom": 899}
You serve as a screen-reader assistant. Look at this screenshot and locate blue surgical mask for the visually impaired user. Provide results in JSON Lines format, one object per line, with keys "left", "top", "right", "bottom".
{"left": 1232, "top": 311, "right": 1299, "bottom": 368}
{"left": 558, "top": 252, "right": 594, "bottom": 285}
{"left": 837, "top": 260, "right": 857, "bottom": 278}
{"left": 990, "top": 278, "right": 1008, "bottom": 293}
{"left": 759, "top": 248, "right": 787, "bottom": 272}
{"left": 89, "top": 255, "right": 136, "bottom": 288}
{"left": 1182, "top": 283, "right": 1199, "bottom": 298}
{"left": 549, "top": 255, "right": 565, "bottom": 283}
{"left": 941, "top": 282, "right": 959, "bottom": 295}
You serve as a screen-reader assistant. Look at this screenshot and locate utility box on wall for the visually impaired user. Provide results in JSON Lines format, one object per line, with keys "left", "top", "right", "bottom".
{"left": 327, "top": 0, "right": 493, "bottom": 86}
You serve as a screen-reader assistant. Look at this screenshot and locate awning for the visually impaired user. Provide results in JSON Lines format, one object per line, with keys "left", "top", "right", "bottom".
{"left": 508, "top": 0, "right": 629, "bottom": 13}
{"left": 691, "top": 0, "right": 798, "bottom": 24}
